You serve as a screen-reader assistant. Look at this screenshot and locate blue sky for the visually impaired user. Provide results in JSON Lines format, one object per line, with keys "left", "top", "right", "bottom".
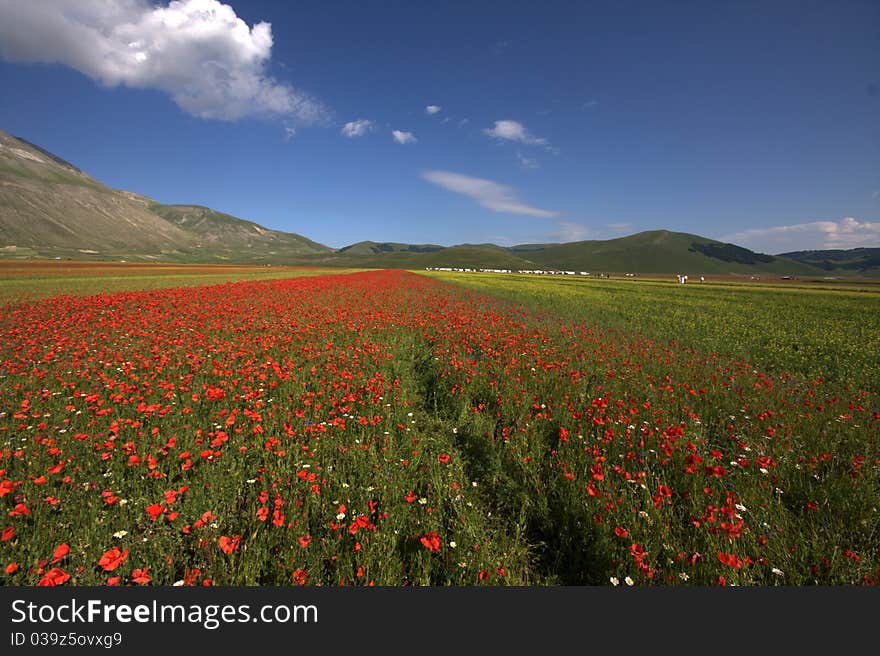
{"left": 0, "top": 0, "right": 878, "bottom": 251}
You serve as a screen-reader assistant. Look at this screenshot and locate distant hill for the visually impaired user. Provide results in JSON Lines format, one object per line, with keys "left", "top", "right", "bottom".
{"left": 323, "top": 231, "right": 824, "bottom": 276}
{"left": 0, "top": 129, "right": 868, "bottom": 276}
{"left": 779, "top": 248, "right": 880, "bottom": 277}
{"left": 338, "top": 241, "right": 444, "bottom": 256}
{"left": 502, "top": 231, "right": 822, "bottom": 275}
{"left": 321, "top": 245, "right": 533, "bottom": 270}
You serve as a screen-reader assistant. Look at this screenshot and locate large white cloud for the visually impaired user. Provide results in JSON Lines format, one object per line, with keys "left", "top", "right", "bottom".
{"left": 0, "top": 0, "right": 328, "bottom": 123}
{"left": 421, "top": 170, "right": 559, "bottom": 218}
{"left": 723, "top": 217, "right": 880, "bottom": 253}
{"left": 484, "top": 120, "right": 547, "bottom": 145}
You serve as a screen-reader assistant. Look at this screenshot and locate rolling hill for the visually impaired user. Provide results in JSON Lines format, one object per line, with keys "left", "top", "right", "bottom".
{"left": 337, "top": 241, "right": 445, "bottom": 256}
{"left": 504, "top": 231, "right": 824, "bottom": 276}
{"left": 779, "top": 248, "right": 880, "bottom": 277}
{"left": 0, "top": 129, "right": 870, "bottom": 276}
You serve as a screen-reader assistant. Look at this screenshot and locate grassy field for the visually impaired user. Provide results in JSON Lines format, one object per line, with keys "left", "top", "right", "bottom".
{"left": 421, "top": 271, "right": 880, "bottom": 395}
{"left": 0, "top": 261, "right": 363, "bottom": 303}
{"left": 0, "top": 266, "right": 877, "bottom": 586}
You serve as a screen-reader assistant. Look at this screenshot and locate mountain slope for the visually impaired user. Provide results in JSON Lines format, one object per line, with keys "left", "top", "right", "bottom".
{"left": 508, "top": 231, "right": 823, "bottom": 275}
{"left": 779, "top": 248, "right": 880, "bottom": 277}
{"left": 0, "top": 130, "right": 192, "bottom": 257}
{"left": 0, "top": 130, "right": 329, "bottom": 261}
{"left": 150, "top": 204, "right": 330, "bottom": 261}
{"left": 337, "top": 241, "right": 445, "bottom": 256}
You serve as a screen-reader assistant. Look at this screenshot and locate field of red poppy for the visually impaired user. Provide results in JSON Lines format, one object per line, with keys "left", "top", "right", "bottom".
{"left": 1, "top": 269, "right": 878, "bottom": 586}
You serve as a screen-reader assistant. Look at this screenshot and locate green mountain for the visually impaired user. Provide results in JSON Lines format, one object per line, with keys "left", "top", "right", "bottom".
{"left": 504, "top": 231, "right": 823, "bottom": 275}
{"left": 0, "top": 129, "right": 329, "bottom": 261}
{"left": 337, "top": 241, "right": 445, "bottom": 256}
{"left": 779, "top": 248, "right": 880, "bottom": 277}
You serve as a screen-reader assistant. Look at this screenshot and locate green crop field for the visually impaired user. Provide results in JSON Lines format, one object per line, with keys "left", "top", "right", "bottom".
{"left": 421, "top": 271, "right": 880, "bottom": 395}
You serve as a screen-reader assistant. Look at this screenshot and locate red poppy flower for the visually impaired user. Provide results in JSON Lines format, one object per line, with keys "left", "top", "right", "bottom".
{"left": 131, "top": 568, "right": 151, "bottom": 584}
{"left": 717, "top": 552, "right": 743, "bottom": 569}
{"left": 98, "top": 547, "right": 129, "bottom": 571}
{"left": 38, "top": 567, "right": 70, "bottom": 586}
{"left": 145, "top": 503, "right": 165, "bottom": 521}
{"left": 419, "top": 532, "right": 442, "bottom": 553}
{"left": 218, "top": 535, "right": 241, "bottom": 555}
{"left": 5, "top": 562, "right": 19, "bottom": 575}
{"left": 51, "top": 543, "right": 70, "bottom": 564}
{"left": 438, "top": 454, "right": 450, "bottom": 464}
{"left": 292, "top": 569, "right": 307, "bottom": 585}
{"left": 1, "top": 526, "right": 13, "bottom": 542}
{"left": 614, "top": 526, "right": 629, "bottom": 539}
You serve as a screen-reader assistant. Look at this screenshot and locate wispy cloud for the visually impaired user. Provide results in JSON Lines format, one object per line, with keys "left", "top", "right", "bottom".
{"left": 421, "top": 170, "right": 559, "bottom": 218}
{"left": 425, "top": 105, "right": 442, "bottom": 115}
{"left": 582, "top": 99, "right": 599, "bottom": 109}
{"left": 341, "top": 119, "right": 374, "bottom": 137}
{"left": 723, "top": 217, "right": 880, "bottom": 253}
{"left": 546, "top": 221, "right": 633, "bottom": 243}
{"left": 484, "top": 120, "right": 547, "bottom": 146}
{"left": 392, "top": 129, "right": 417, "bottom": 144}
{"left": 0, "top": 0, "right": 329, "bottom": 124}
{"left": 516, "top": 152, "right": 539, "bottom": 169}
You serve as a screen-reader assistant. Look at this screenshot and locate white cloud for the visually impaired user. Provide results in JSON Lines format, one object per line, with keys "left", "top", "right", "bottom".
{"left": 484, "top": 120, "right": 547, "bottom": 146}
{"left": 723, "top": 217, "right": 880, "bottom": 253}
{"left": 392, "top": 129, "right": 417, "bottom": 144}
{"left": 550, "top": 221, "right": 595, "bottom": 242}
{"left": 421, "top": 170, "right": 559, "bottom": 218}
{"left": 425, "top": 105, "right": 442, "bottom": 115}
{"left": 0, "top": 0, "right": 328, "bottom": 123}
{"left": 341, "top": 119, "right": 374, "bottom": 138}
